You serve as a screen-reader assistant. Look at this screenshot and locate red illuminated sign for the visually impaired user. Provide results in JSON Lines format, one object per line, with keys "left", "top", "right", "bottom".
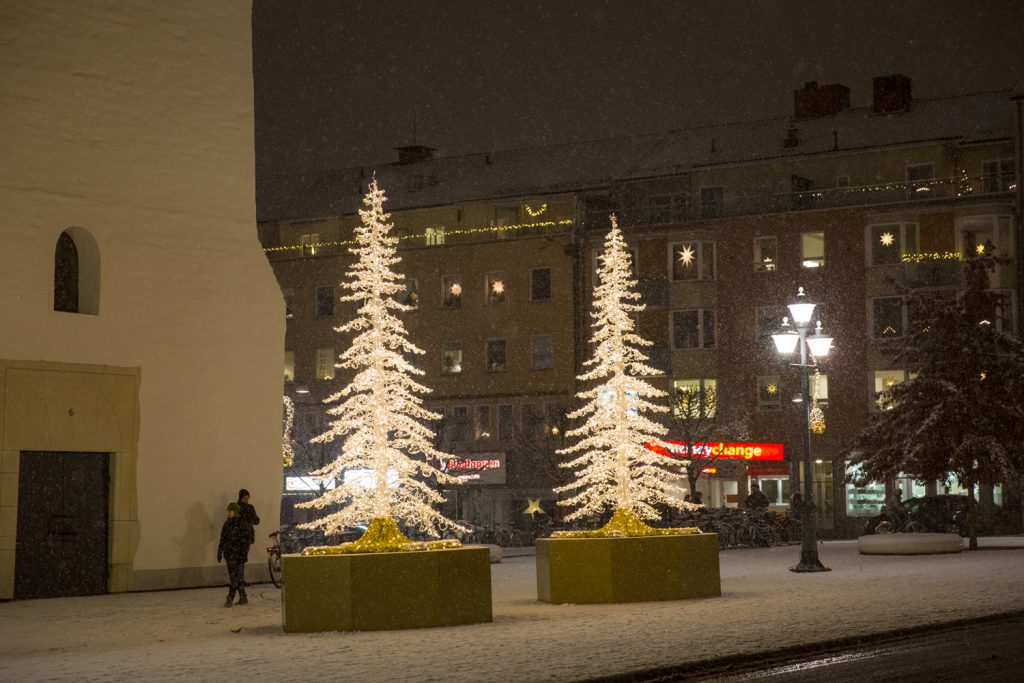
{"left": 646, "top": 441, "right": 785, "bottom": 461}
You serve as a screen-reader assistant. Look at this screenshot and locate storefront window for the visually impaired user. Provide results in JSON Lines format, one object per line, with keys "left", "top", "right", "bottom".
{"left": 845, "top": 462, "right": 885, "bottom": 517}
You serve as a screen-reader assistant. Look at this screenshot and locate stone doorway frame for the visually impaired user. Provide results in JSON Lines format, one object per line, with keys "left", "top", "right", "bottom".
{"left": 0, "top": 360, "right": 140, "bottom": 599}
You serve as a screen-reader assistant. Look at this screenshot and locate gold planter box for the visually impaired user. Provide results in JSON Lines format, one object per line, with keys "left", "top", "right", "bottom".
{"left": 536, "top": 534, "right": 721, "bottom": 604}
{"left": 281, "top": 546, "right": 492, "bottom": 632}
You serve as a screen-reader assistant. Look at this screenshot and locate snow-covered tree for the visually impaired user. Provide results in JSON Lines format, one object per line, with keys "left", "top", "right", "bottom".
{"left": 668, "top": 384, "right": 750, "bottom": 503}
{"left": 297, "top": 179, "right": 460, "bottom": 550}
{"left": 556, "top": 216, "right": 693, "bottom": 533}
{"left": 849, "top": 242, "right": 1024, "bottom": 546}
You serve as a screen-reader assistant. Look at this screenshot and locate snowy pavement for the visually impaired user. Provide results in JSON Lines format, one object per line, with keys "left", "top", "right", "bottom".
{"left": 1, "top": 538, "right": 1023, "bottom": 682}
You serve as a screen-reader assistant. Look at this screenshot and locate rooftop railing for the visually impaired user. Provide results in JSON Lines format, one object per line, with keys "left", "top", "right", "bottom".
{"left": 586, "top": 175, "right": 1015, "bottom": 230}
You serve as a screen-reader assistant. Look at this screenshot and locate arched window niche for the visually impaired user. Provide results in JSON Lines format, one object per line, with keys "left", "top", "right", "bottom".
{"left": 53, "top": 227, "right": 100, "bottom": 315}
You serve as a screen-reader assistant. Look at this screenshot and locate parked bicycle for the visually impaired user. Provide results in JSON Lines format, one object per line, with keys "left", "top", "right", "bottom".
{"left": 266, "top": 528, "right": 292, "bottom": 588}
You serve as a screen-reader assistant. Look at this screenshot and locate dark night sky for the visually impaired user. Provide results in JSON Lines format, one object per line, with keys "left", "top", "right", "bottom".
{"left": 252, "top": 0, "right": 1024, "bottom": 179}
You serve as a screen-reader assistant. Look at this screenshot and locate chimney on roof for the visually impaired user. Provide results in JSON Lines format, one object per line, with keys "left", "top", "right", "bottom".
{"left": 794, "top": 81, "right": 850, "bottom": 120}
{"left": 394, "top": 144, "right": 435, "bottom": 165}
{"left": 872, "top": 74, "right": 912, "bottom": 114}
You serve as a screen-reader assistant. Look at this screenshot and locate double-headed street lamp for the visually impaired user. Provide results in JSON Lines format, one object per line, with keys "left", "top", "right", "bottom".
{"left": 771, "top": 287, "right": 833, "bottom": 573}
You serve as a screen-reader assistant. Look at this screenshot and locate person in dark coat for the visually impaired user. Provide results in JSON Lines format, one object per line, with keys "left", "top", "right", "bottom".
{"left": 217, "top": 502, "right": 250, "bottom": 607}
{"left": 237, "top": 488, "right": 260, "bottom": 545}
{"left": 744, "top": 484, "right": 770, "bottom": 511}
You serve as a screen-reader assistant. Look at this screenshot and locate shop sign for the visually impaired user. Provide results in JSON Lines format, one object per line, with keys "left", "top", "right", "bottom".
{"left": 442, "top": 452, "right": 506, "bottom": 485}
{"left": 748, "top": 463, "right": 790, "bottom": 477}
{"left": 646, "top": 440, "right": 785, "bottom": 461}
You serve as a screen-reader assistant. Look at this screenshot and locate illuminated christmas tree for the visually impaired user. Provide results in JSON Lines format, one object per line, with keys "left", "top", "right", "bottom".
{"left": 298, "top": 179, "right": 460, "bottom": 552}
{"left": 555, "top": 216, "right": 695, "bottom": 535}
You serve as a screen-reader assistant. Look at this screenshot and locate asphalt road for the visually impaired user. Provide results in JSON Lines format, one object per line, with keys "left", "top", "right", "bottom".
{"left": 600, "top": 612, "right": 1024, "bottom": 683}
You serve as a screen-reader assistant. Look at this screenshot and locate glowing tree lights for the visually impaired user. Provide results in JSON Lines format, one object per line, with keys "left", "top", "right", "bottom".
{"left": 297, "top": 179, "right": 460, "bottom": 553}
{"left": 555, "top": 216, "right": 697, "bottom": 537}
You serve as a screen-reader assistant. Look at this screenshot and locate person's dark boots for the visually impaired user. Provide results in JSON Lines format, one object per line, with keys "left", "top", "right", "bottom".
{"left": 236, "top": 589, "right": 248, "bottom": 605}
{"left": 224, "top": 596, "right": 233, "bottom": 608}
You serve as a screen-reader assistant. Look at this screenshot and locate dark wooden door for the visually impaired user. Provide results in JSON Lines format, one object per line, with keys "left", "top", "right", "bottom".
{"left": 15, "top": 452, "right": 110, "bottom": 599}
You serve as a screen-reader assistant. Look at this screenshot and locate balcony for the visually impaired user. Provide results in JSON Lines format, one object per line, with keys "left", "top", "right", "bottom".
{"left": 263, "top": 217, "right": 575, "bottom": 261}
{"left": 586, "top": 175, "right": 1012, "bottom": 231}
{"left": 901, "top": 259, "right": 962, "bottom": 289}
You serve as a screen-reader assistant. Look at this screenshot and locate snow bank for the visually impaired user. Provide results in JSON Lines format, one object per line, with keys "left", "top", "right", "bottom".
{"left": 1, "top": 538, "right": 1022, "bottom": 682}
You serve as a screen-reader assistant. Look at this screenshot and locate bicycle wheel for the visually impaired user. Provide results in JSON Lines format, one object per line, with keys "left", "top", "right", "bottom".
{"left": 905, "top": 521, "right": 927, "bottom": 533}
{"left": 268, "top": 549, "right": 283, "bottom": 588}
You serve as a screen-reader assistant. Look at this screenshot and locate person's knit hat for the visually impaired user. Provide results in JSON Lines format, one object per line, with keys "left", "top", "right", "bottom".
{"left": 238, "top": 488, "right": 250, "bottom": 499}
{"left": 227, "top": 502, "right": 241, "bottom": 514}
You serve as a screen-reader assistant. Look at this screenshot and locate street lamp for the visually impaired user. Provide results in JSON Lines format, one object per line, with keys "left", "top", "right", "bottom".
{"left": 771, "top": 287, "right": 832, "bottom": 573}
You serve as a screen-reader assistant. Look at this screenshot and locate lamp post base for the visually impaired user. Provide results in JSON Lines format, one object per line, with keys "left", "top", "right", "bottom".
{"left": 790, "top": 559, "right": 831, "bottom": 573}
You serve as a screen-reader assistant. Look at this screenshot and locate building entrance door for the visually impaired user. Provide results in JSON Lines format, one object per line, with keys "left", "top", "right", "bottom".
{"left": 14, "top": 452, "right": 110, "bottom": 599}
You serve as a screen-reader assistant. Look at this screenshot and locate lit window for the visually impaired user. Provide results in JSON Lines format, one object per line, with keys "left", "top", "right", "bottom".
{"left": 869, "top": 224, "right": 917, "bottom": 266}
{"left": 486, "top": 272, "right": 507, "bottom": 304}
{"left": 425, "top": 227, "right": 445, "bottom": 246}
{"left": 671, "top": 242, "right": 715, "bottom": 281}
{"left": 957, "top": 215, "right": 1014, "bottom": 259}
{"left": 284, "top": 351, "right": 294, "bottom": 382}
{"left": 672, "top": 378, "right": 716, "bottom": 419}
{"left": 801, "top": 232, "right": 825, "bottom": 268}
{"left": 300, "top": 233, "right": 320, "bottom": 257}
{"left": 315, "top": 348, "right": 335, "bottom": 381}
{"left": 812, "top": 373, "right": 829, "bottom": 405}
{"left": 757, "top": 375, "right": 781, "bottom": 409}
{"left": 754, "top": 236, "right": 777, "bottom": 272}
{"left": 443, "top": 276, "right": 463, "bottom": 308}
{"left": 442, "top": 341, "right": 462, "bottom": 374}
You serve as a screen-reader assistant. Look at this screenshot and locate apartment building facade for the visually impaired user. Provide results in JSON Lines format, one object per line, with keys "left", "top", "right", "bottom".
{"left": 259, "top": 75, "right": 1022, "bottom": 537}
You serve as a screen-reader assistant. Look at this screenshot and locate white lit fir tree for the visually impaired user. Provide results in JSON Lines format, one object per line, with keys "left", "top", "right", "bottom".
{"left": 555, "top": 216, "right": 699, "bottom": 537}
{"left": 297, "top": 179, "right": 461, "bottom": 553}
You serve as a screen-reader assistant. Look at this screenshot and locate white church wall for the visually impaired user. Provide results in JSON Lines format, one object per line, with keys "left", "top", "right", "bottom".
{"left": 0, "top": 1, "right": 284, "bottom": 589}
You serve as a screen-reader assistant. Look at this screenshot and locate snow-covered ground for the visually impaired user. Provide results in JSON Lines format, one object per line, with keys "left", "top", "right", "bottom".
{"left": 2, "top": 538, "right": 1023, "bottom": 682}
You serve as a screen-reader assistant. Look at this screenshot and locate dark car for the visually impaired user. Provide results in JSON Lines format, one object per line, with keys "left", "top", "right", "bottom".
{"left": 862, "top": 494, "right": 971, "bottom": 535}
{"left": 903, "top": 495, "right": 970, "bottom": 535}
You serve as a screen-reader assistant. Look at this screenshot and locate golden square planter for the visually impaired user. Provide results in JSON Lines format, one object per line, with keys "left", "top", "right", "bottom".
{"left": 536, "top": 533, "right": 721, "bottom": 604}
{"left": 281, "top": 546, "right": 492, "bottom": 632}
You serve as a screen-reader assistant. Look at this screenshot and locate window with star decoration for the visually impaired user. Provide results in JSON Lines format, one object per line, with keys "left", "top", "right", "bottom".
{"left": 757, "top": 375, "right": 781, "bottom": 409}
{"left": 671, "top": 241, "right": 715, "bottom": 281}
{"left": 869, "top": 223, "right": 917, "bottom": 266}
